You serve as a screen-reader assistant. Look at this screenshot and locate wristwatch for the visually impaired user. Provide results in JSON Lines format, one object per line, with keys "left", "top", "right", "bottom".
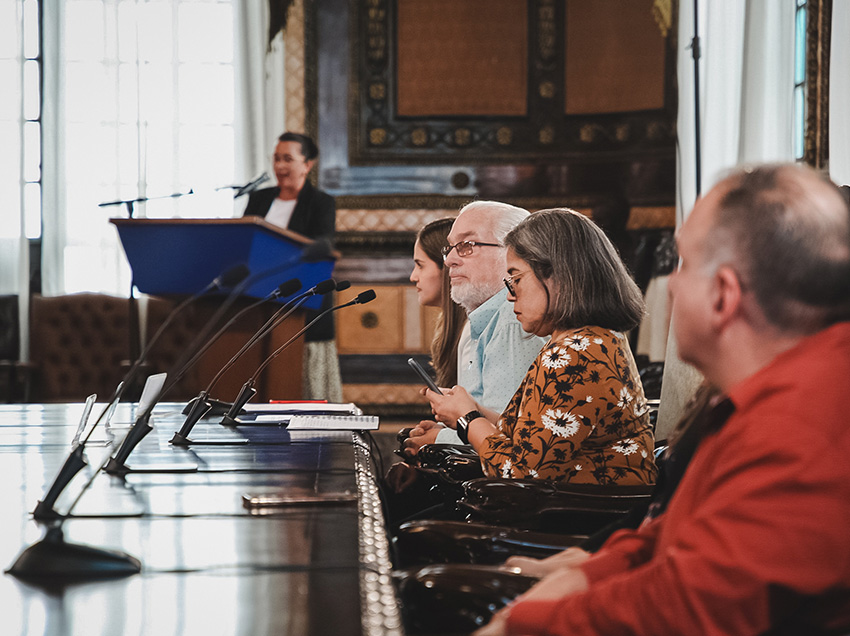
{"left": 455, "top": 410, "right": 483, "bottom": 445}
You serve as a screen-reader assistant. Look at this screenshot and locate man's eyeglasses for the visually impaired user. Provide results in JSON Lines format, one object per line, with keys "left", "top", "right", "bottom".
{"left": 441, "top": 240, "right": 501, "bottom": 260}
{"left": 503, "top": 272, "right": 527, "bottom": 296}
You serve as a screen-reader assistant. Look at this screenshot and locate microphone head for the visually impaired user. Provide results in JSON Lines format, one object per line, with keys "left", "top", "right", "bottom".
{"left": 301, "top": 238, "right": 333, "bottom": 262}
{"left": 276, "top": 278, "right": 302, "bottom": 298}
{"left": 217, "top": 264, "right": 251, "bottom": 289}
{"left": 335, "top": 280, "right": 351, "bottom": 292}
{"left": 313, "top": 279, "right": 337, "bottom": 295}
{"left": 355, "top": 289, "right": 377, "bottom": 304}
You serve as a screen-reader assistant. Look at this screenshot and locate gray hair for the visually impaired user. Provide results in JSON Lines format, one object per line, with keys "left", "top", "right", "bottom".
{"left": 709, "top": 164, "right": 850, "bottom": 334}
{"left": 505, "top": 208, "right": 645, "bottom": 333}
{"left": 457, "top": 200, "right": 529, "bottom": 242}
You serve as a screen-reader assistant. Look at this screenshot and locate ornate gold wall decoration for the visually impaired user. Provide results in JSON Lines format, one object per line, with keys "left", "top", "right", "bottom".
{"left": 350, "top": 0, "right": 675, "bottom": 164}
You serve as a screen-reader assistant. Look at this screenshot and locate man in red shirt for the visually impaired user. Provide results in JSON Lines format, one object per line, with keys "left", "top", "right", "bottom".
{"left": 476, "top": 163, "right": 850, "bottom": 635}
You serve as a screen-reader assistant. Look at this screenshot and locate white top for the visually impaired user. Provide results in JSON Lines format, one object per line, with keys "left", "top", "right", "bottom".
{"left": 264, "top": 197, "right": 297, "bottom": 229}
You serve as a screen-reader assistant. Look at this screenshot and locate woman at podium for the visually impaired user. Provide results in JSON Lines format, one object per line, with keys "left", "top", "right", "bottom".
{"left": 243, "top": 132, "right": 341, "bottom": 402}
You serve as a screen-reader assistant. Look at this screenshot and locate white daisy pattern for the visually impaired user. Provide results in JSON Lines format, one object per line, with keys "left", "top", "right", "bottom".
{"left": 567, "top": 335, "right": 590, "bottom": 351}
{"left": 612, "top": 440, "right": 640, "bottom": 455}
{"left": 542, "top": 408, "right": 581, "bottom": 438}
{"left": 541, "top": 346, "right": 571, "bottom": 369}
{"left": 478, "top": 325, "right": 657, "bottom": 485}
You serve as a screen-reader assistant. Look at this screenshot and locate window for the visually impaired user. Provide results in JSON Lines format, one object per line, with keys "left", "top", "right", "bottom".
{"left": 55, "top": 0, "right": 238, "bottom": 294}
{"left": 794, "top": 0, "right": 807, "bottom": 161}
{"left": 0, "top": 0, "right": 40, "bottom": 243}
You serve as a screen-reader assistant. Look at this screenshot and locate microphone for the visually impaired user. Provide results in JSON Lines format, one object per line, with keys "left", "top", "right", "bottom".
{"left": 103, "top": 242, "right": 336, "bottom": 474}
{"left": 31, "top": 264, "right": 250, "bottom": 519}
{"left": 211, "top": 263, "right": 252, "bottom": 289}
{"left": 234, "top": 172, "right": 270, "bottom": 198}
{"left": 171, "top": 279, "right": 343, "bottom": 443}
{"left": 221, "top": 288, "right": 376, "bottom": 428}
{"left": 177, "top": 277, "right": 303, "bottom": 415}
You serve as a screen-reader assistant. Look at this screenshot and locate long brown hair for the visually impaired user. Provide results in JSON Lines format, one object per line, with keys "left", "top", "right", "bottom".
{"left": 416, "top": 218, "right": 466, "bottom": 386}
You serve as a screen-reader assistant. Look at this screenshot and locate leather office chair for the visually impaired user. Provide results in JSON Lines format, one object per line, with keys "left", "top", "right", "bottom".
{"left": 27, "top": 293, "right": 132, "bottom": 402}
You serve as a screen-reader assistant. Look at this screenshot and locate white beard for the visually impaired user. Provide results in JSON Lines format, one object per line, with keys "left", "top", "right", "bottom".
{"left": 451, "top": 279, "right": 503, "bottom": 313}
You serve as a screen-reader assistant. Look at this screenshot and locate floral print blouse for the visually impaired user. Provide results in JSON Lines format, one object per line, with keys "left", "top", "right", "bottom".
{"left": 479, "top": 325, "right": 657, "bottom": 485}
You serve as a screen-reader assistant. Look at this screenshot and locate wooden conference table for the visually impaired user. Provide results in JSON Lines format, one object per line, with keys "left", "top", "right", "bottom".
{"left": 0, "top": 402, "right": 402, "bottom": 636}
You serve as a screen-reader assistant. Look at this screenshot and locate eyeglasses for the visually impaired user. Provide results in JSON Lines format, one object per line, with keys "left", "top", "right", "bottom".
{"left": 503, "top": 271, "right": 527, "bottom": 296}
{"left": 441, "top": 240, "right": 501, "bottom": 260}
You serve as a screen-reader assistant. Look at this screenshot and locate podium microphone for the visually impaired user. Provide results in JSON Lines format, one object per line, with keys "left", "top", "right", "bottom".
{"left": 171, "top": 279, "right": 345, "bottom": 444}
{"left": 31, "top": 263, "right": 250, "bottom": 520}
{"left": 220, "top": 288, "right": 376, "bottom": 428}
{"left": 233, "top": 172, "right": 270, "bottom": 198}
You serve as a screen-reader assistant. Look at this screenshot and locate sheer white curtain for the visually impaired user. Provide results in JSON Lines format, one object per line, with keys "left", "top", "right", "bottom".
{"left": 234, "top": 2, "right": 286, "bottom": 184}
{"left": 830, "top": 2, "right": 850, "bottom": 187}
{"left": 41, "top": 0, "right": 242, "bottom": 297}
{"left": 657, "top": 0, "right": 796, "bottom": 439}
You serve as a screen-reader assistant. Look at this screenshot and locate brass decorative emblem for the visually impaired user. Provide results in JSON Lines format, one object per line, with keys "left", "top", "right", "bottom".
{"left": 369, "top": 82, "right": 386, "bottom": 100}
{"left": 411, "top": 128, "right": 428, "bottom": 146}
{"left": 579, "top": 124, "right": 596, "bottom": 143}
{"left": 369, "top": 128, "right": 387, "bottom": 145}
{"left": 496, "top": 127, "right": 513, "bottom": 146}
{"left": 454, "top": 128, "right": 471, "bottom": 146}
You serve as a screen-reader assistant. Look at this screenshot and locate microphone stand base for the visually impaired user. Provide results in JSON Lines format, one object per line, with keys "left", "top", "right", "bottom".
{"left": 104, "top": 458, "right": 130, "bottom": 477}
{"left": 182, "top": 396, "right": 232, "bottom": 416}
{"left": 5, "top": 526, "right": 141, "bottom": 587}
{"left": 220, "top": 414, "right": 240, "bottom": 427}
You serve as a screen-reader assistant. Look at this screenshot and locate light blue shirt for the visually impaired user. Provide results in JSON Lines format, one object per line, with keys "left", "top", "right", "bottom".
{"left": 436, "top": 288, "right": 546, "bottom": 444}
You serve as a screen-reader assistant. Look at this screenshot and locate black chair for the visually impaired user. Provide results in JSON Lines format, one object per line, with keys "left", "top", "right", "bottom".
{"left": 395, "top": 563, "right": 537, "bottom": 635}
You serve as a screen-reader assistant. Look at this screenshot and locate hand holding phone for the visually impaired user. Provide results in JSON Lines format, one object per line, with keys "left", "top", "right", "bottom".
{"left": 407, "top": 357, "right": 443, "bottom": 395}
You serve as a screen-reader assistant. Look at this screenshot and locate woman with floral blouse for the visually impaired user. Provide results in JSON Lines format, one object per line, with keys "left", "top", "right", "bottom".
{"left": 426, "top": 208, "right": 656, "bottom": 485}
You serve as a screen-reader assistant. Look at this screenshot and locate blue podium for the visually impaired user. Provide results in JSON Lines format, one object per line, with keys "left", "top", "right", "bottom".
{"left": 109, "top": 217, "right": 339, "bottom": 401}
{"left": 110, "top": 217, "right": 338, "bottom": 309}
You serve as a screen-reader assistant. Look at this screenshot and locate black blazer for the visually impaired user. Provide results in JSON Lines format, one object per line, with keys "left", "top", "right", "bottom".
{"left": 243, "top": 180, "right": 337, "bottom": 341}
{"left": 243, "top": 180, "right": 336, "bottom": 241}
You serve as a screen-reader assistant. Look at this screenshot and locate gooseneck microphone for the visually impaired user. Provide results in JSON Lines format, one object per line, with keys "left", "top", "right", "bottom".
{"left": 178, "top": 277, "right": 303, "bottom": 416}
{"left": 170, "top": 279, "right": 341, "bottom": 444}
{"left": 221, "top": 288, "right": 376, "bottom": 427}
{"left": 31, "top": 263, "right": 250, "bottom": 520}
{"left": 103, "top": 240, "right": 337, "bottom": 475}
{"left": 215, "top": 279, "right": 350, "bottom": 428}
{"left": 233, "top": 172, "right": 270, "bottom": 198}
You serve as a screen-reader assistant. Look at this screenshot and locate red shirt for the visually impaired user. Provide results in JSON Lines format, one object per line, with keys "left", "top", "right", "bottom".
{"left": 508, "top": 322, "right": 850, "bottom": 635}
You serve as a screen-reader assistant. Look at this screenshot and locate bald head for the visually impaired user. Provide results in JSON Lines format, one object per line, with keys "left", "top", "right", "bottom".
{"left": 705, "top": 164, "right": 850, "bottom": 334}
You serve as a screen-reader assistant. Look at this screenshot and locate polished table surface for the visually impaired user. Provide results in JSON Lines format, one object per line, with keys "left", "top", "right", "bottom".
{"left": 0, "top": 403, "right": 402, "bottom": 636}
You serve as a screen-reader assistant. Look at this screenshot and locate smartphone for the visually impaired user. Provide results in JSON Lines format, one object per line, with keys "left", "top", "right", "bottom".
{"left": 407, "top": 357, "right": 443, "bottom": 395}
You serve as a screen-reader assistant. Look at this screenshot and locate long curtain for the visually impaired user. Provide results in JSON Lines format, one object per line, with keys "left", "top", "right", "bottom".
{"left": 830, "top": 2, "right": 850, "bottom": 187}
{"left": 233, "top": 1, "right": 287, "bottom": 184}
{"left": 656, "top": 0, "right": 796, "bottom": 439}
